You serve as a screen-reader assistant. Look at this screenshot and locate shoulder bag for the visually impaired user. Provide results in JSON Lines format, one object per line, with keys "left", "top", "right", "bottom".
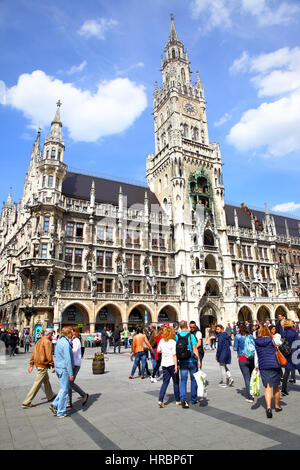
{"left": 272, "top": 339, "right": 287, "bottom": 367}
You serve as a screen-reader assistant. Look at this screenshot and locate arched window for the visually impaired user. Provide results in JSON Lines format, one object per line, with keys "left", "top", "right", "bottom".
{"left": 205, "top": 255, "right": 216, "bottom": 270}
{"left": 193, "top": 128, "right": 199, "bottom": 141}
{"left": 204, "top": 230, "right": 214, "bottom": 246}
{"left": 172, "top": 49, "right": 175, "bottom": 59}
{"left": 181, "top": 68, "right": 186, "bottom": 83}
{"left": 195, "top": 257, "right": 200, "bottom": 271}
{"left": 183, "top": 124, "right": 188, "bottom": 138}
{"left": 164, "top": 174, "right": 168, "bottom": 189}
{"left": 51, "top": 148, "right": 56, "bottom": 159}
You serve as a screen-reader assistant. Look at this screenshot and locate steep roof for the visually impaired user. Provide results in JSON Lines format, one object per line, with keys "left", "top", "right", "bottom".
{"left": 62, "top": 171, "right": 160, "bottom": 208}
{"left": 225, "top": 204, "right": 300, "bottom": 238}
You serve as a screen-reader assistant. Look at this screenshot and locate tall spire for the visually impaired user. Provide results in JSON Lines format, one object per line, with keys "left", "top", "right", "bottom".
{"left": 48, "top": 100, "right": 63, "bottom": 141}
{"left": 169, "top": 13, "right": 178, "bottom": 43}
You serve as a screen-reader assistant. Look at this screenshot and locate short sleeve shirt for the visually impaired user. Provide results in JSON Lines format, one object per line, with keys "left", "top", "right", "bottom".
{"left": 176, "top": 331, "right": 198, "bottom": 363}
{"left": 157, "top": 339, "right": 176, "bottom": 367}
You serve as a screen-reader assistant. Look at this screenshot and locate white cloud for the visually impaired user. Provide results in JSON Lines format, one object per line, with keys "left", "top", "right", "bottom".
{"left": 227, "top": 47, "right": 300, "bottom": 157}
{"left": 214, "top": 112, "right": 232, "bottom": 127}
{"left": 272, "top": 202, "right": 300, "bottom": 213}
{"left": 67, "top": 61, "right": 87, "bottom": 75}
{"left": 115, "top": 62, "right": 144, "bottom": 76}
{"left": 1, "top": 70, "right": 147, "bottom": 142}
{"left": 0, "top": 80, "right": 6, "bottom": 104}
{"left": 230, "top": 51, "right": 250, "bottom": 74}
{"left": 190, "top": 0, "right": 232, "bottom": 33}
{"left": 78, "top": 18, "right": 118, "bottom": 40}
{"left": 190, "top": 0, "right": 300, "bottom": 31}
{"left": 242, "top": 0, "right": 300, "bottom": 26}
{"left": 227, "top": 89, "right": 300, "bottom": 157}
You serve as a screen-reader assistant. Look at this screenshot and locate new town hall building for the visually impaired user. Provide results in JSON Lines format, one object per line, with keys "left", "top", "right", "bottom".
{"left": 1, "top": 17, "right": 300, "bottom": 338}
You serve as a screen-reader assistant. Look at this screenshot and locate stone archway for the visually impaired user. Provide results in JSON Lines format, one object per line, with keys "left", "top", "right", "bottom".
{"left": 204, "top": 254, "right": 216, "bottom": 270}
{"left": 95, "top": 304, "right": 122, "bottom": 332}
{"left": 205, "top": 279, "right": 220, "bottom": 297}
{"left": 128, "top": 304, "right": 153, "bottom": 330}
{"left": 157, "top": 305, "right": 179, "bottom": 326}
{"left": 257, "top": 305, "right": 271, "bottom": 323}
{"left": 199, "top": 304, "right": 218, "bottom": 338}
{"left": 238, "top": 306, "right": 253, "bottom": 322}
{"left": 61, "top": 303, "right": 90, "bottom": 333}
{"left": 275, "top": 305, "right": 289, "bottom": 319}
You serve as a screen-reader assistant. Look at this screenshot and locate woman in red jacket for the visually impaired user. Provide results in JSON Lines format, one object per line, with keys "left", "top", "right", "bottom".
{"left": 150, "top": 327, "right": 165, "bottom": 383}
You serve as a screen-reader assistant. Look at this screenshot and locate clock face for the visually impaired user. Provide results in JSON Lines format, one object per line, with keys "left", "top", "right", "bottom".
{"left": 183, "top": 101, "right": 197, "bottom": 116}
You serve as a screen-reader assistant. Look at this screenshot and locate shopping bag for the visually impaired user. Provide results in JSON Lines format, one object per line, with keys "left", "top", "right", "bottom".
{"left": 193, "top": 370, "right": 207, "bottom": 398}
{"left": 250, "top": 369, "right": 260, "bottom": 397}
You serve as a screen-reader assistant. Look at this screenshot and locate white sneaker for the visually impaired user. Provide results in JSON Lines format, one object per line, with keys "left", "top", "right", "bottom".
{"left": 219, "top": 383, "right": 227, "bottom": 388}
{"left": 228, "top": 378, "right": 234, "bottom": 387}
{"left": 150, "top": 377, "right": 157, "bottom": 383}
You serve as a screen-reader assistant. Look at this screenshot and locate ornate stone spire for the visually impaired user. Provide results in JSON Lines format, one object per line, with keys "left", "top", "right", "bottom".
{"left": 169, "top": 14, "right": 179, "bottom": 43}
{"left": 48, "top": 100, "right": 63, "bottom": 141}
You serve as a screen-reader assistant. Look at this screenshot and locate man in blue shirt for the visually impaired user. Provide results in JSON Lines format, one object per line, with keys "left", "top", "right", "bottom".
{"left": 49, "top": 327, "right": 74, "bottom": 418}
{"left": 176, "top": 320, "right": 201, "bottom": 409}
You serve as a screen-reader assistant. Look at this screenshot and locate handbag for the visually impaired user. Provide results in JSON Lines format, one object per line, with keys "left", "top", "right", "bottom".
{"left": 250, "top": 369, "right": 260, "bottom": 397}
{"left": 279, "top": 337, "right": 292, "bottom": 358}
{"left": 272, "top": 339, "right": 287, "bottom": 367}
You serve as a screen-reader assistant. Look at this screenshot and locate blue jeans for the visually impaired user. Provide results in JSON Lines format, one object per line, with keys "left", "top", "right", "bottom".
{"left": 159, "top": 365, "right": 180, "bottom": 403}
{"left": 52, "top": 368, "right": 70, "bottom": 417}
{"left": 131, "top": 352, "right": 147, "bottom": 377}
{"left": 151, "top": 350, "right": 159, "bottom": 377}
{"left": 239, "top": 359, "right": 254, "bottom": 400}
{"left": 179, "top": 361, "right": 198, "bottom": 402}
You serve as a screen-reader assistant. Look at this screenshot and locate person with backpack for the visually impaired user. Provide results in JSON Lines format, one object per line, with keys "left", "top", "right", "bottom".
{"left": 216, "top": 325, "right": 234, "bottom": 388}
{"left": 176, "top": 320, "right": 201, "bottom": 409}
{"left": 233, "top": 323, "right": 255, "bottom": 403}
{"left": 280, "top": 319, "right": 300, "bottom": 396}
{"left": 189, "top": 321, "right": 204, "bottom": 363}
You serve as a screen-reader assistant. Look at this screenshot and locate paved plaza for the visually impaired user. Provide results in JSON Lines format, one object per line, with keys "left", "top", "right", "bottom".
{"left": 1, "top": 346, "right": 300, "bottom": 451}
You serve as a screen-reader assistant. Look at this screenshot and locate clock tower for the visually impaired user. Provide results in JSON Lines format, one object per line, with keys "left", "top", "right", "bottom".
{"left": 146, "top": 15, "right": 234, "bottom": 325}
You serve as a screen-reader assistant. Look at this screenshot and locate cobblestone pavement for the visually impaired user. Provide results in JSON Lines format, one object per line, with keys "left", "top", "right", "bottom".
{"left": 1, "top": 346, "right": 300, "bottom": 450}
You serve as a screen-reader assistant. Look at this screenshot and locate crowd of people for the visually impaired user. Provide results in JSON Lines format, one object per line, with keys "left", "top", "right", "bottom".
{"left": 128, "top": 314, "right": 300, "bottom": 418}
{"left": 2, "top": 312, "right": 300, "bottom": 420}
{"left": 21, "top": 326, "right": 88, "bottom": 419}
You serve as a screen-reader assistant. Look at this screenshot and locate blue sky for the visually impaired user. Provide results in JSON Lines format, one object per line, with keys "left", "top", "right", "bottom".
{"left": 1, "top": 0, "right": 300, "bottom": 216}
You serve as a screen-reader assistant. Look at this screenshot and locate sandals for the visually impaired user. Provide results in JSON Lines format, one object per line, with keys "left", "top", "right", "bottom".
{"left": 158, "top": 402, "right": 165, "bottom": 408}
{"left": 22, "top": 403, "right": 36, "bottom": 408}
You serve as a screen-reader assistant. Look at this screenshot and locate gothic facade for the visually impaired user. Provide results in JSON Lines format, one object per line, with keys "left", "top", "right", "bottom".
{"left": 1, "top": 16, "right": 300, "bottom": 337}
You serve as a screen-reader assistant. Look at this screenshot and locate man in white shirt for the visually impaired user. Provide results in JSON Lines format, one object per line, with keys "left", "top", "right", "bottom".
{"left": 189, "top": 321, "right": 204, "bottom": 362}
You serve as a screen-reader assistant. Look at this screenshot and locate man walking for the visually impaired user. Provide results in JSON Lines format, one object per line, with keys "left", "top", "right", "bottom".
{"left": 177, "top": 320, "right": 201, "bottom": 409}
{"left": 112, "top": 327, "right": 121, "bottom": 353}
{"left": 22, "top": 328, "right": 56, "bottom": 408}
{"left": 49, "top": 327, "right": 74, "bottom": 419}
{"left": 101, "top": 327, "right": 108, "bottom": 354}
{"left": 122, "top": 326, "right": 129, "bottom": 349}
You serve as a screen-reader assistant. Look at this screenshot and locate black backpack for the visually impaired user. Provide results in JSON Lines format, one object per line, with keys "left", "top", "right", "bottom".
{"left": 279, "top": 337, "right": 292, "bottom": 358}
{"left": 176, "top": 333, "right": 192, "bottom": 361}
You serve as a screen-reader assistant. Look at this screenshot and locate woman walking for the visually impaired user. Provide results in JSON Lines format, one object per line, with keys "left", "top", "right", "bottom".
{"left": 129, "top": 328, "right": 153, "bottom": 379}
{"left": 254, "top": 325, "right": 282, "bottom": 418}
{"left": 233, "top": 323, "right": 255, "bottom": 403}
{"left": 157, "top": 327, "right": 180, "bottom": 408}
{"left": 67, "top": 327, "right": 89, "bottom": 409}
{"left": 281, "top": 319, "right": 300, "bottom": 396}
{"left": 150, "top": 327, "right": 164, "bottom": 383}
{"left": 216, "top": 325, "right": 234, "bottom": 388}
